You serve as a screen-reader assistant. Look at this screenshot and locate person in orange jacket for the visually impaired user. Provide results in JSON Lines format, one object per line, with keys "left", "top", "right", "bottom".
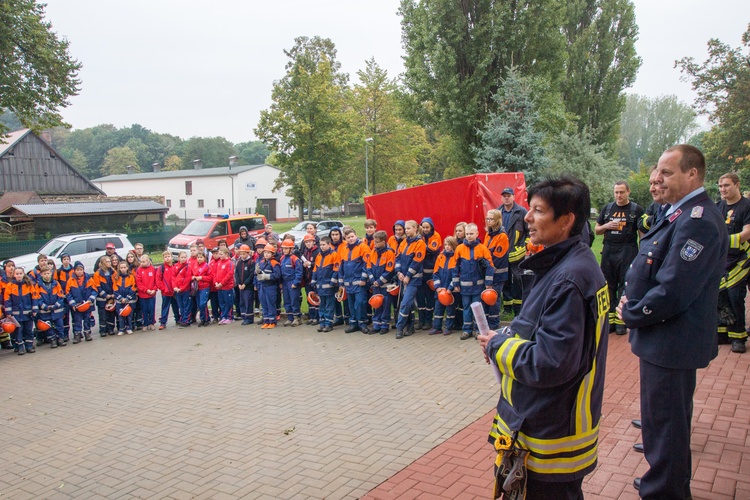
{"left": 367, "top": 230, "right": 396, "bottom": 334}
{"left": 4, "top": 267, "right": 38, "bottom": 354}
{"left": 66, "top": 261, "right": 95, "bottom": 342}
{"left": 339, "top": 228, "right": 373, "bottom": 334}
{"left": 484, "top": 209, "right": 510, "bottom": 329}
{"left": 417, "top": 217, "right": 442, "bottom": 330}
{"left": 395, "top": 220, "right": 427, "bottom": 339}
{"left": 36, "top": 266, "right": 66, "bottom": 348}
{"left": 428, "top": 236, "right": 458, "bottom": 335}
{"left": 113, "top": 261, "right": 137, "bottom": 335}
{"left": 454, "top": 223, "right": 495, "bottom": 340}
{"left": 90, "top": 255, "right": 116, "bottom": 337}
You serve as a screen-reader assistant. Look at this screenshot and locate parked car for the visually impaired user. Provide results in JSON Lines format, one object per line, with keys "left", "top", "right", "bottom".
{"left": 283, "top": 220, "right": 344, "bottom": 248}
{"left": 168, "top": 213, "right": 267, "bottom": 257}
{"left": 9, "top": 233, "right": 134, "bottom": 273}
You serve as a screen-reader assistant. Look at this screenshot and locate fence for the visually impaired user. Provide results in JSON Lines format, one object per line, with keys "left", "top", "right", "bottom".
{"left": 0, "top": 228, "right": 181, "bottom": 261}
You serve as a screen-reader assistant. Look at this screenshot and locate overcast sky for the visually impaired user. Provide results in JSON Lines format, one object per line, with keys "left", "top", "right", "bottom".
{"left": 42, "top": 0, "right": 749, "bottom": 144}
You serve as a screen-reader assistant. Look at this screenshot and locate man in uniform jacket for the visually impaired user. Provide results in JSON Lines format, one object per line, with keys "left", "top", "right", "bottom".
{"left": 618, "top": 145, "right": 727, "bottom": 499}
{"left": 498, "top": 188, "right": 528, "bottom": 316}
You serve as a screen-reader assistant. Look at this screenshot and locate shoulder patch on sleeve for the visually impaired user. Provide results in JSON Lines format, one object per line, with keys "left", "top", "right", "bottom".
{"left": 680, "top": 239, "right": 704, "bottom": 261}
{"left": 691, "top": 206, "right": 704, "bottom": 218}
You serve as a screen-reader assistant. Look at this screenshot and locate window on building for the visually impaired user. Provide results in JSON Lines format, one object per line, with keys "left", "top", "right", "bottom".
{"left": 197, "top": 199, "right": 204, "bottom": 208}
{"left": 185, "top": 181, "right": 192, "bottom": 195}
{"left": 179, "top": 199, "right": 186, "bottom": 208}
{"left": 217, "top": 199, "right": 225, "bottom": 208}
{"left": 166, "top": 199, "right": 172, "bottom": 208}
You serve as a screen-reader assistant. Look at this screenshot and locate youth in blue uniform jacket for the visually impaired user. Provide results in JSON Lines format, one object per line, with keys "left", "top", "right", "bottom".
{"left": 339, "top": 230, "right": 372, "bottom": 333}
{"left": 279, "top": 241, "right": 304, "bottom": 325}
{"left": 620, "top": 145, "right": 727, "bottom": 499}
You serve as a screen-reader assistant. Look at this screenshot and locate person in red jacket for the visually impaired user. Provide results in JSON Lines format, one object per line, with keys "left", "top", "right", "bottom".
{"left": 171, "top": 251, "right": 193, "bottom": 328}
{"left": 208, "top": 247, "right": 221, "bottom": 323}
{"left": 156, "top": 251, "right": 178, "bottom": 330}
{"left": 135, "top": 255, "right": 158, "bottom": 331}
{"left": 214, "top": 248, "right": 235, "bottom": 324}
{"left": 192, "top": 252, "right": 213, "bottom": 326}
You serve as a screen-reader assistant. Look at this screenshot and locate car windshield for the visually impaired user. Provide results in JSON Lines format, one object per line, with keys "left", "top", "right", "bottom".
{"left": 182, "top": 220, "right": 215, "bottom": 236}
{"left": 291, "top": 221, "right": 311, "bottom": 231}
{"left": 37, "top": 239, "right": 67, "bottom": 257}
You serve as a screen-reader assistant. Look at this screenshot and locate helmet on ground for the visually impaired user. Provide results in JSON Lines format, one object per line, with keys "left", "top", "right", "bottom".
{"left": 36, "top": 319, "right": 52, "bottom": 332}
{"left": 481, "top": 288, "right": 498, "bottom": 306}
{"left": 238, "top": 244, "right": 251, "bottom": 253}
{"left": 263, "top": 244, "right": 276, "bottom": 253}
{"left": 281, "top": 239, "right": 295, "bottom": 249}
{"left": 335, "top": 287, "right": 347, "bottom": 303}
{"left": 303, "top": 234, "right": 315, "bottom": 242}
{"left": 2, "top": 319, "right": 16, "bottom": 333}
{"left": 119, "top": 304, "right": 132, "bottom": 317}
{"left": 437, "top": 288, "right": 454, "bottom": 306}
{"left": 427, "top": 279, "right": 435, "bottom": 291}
{"left": 386, "top": 283, "right": 400, "bottom": 296}
{"left": 77, "top": 301, "right": 92, "bottom": 313}
{"left": 368, "top": 294, "right": 384, "bottom": 309}
{"left": 307, "top": 291, "right": 321, "bottom": 306}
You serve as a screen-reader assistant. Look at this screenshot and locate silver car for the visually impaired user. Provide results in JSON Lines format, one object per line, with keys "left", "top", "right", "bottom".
{"left": 283, "top": 220, "right": 344, "bottom": 248}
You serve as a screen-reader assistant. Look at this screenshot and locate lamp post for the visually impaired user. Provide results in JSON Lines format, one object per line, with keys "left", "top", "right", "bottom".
{"left": 364, "top": 137, "right": 373, "bottom": 195}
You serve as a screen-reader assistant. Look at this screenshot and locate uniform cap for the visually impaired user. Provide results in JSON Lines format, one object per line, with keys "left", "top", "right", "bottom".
{"left": 502, "top": 187, "right": 514, "bottom": 195}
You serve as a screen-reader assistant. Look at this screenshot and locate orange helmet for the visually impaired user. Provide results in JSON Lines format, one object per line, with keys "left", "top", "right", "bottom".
{"left": 104, "top": 302, "right": 115, "bottom": 312}
{"left": 307, "top": 291, "right": 321, "bottom": 306}
{"left": 386, "top": 283, "right": 400, "bottom": 296}
{"left": 368, "top": 294, "right": 384, "bottom": 309}
{"left": 36, "top": 319, "right": 52, "bottom": 332}
{"left": 427, "top": 279, "right": 435, "bottom": 291}
{"left": 335, "top": 287, "right": 347, "bottom": 303}
{"left": 481, "top": 288, "right": 498, "bottom": 306}
{"left": 238, "top": 244, "right": 251, "bottom": 253}
{"left": 119, "top": 304, "right": 132, "bottom": 317}
{"left": 281, "top": 239, "right": 295, "bottom": 249}
{"left": 437, "top": 288, "right": 454, "bottom": 306}
{"left": 255, "top": 237, "right": 268, "bottom": 247}
{"left": 302, "top": 234, "right": 315, "bottom": 242}
{"left": 2, "top": 319, "right": 16, "bottom": 333}
{"left": 263, "top": 244, "right": 276, "bottom": 253}
{"left": 77, "top": 301, "right": 92, "bottom": 313}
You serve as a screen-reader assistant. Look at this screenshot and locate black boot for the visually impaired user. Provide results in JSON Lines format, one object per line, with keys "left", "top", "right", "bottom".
{"left": 84, "top": 331, "right": 92, "bottom": 341}
{"left": 72, "top": 334, "right": 82, "bottom": 344}
{"left": 50, "top": 338, "right": 58, "bottom": 349}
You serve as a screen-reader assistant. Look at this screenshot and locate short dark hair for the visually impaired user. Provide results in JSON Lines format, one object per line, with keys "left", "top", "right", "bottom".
{"left": 665, "top": 144, "right": 706, "bottom": 180}
{"left": 527, "top": 175, "right": 590, "bottom": 237}
{"left": 320, "top": 236, "right": 331, "bottom": 244}
{"left": 614, "top": 180, "right": 630, "bottom": 191}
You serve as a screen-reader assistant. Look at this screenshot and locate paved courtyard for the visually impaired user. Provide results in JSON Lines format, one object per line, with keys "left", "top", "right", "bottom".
{"left": 1, "top": 318, "right": 748, "bottom": 499}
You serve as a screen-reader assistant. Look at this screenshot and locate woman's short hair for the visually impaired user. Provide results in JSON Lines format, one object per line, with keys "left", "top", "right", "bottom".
{"left": 527, "top": 175, "right": 590, "bottom": 237}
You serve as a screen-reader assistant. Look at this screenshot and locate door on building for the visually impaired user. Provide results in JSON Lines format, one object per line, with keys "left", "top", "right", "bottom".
{"left": 258, "top": 199, "right": 276, "bottom": 221}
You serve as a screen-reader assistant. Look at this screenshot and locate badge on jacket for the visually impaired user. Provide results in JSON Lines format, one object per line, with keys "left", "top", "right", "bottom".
{"left": 680, "top": 239, "right": 704, "bottom": 261}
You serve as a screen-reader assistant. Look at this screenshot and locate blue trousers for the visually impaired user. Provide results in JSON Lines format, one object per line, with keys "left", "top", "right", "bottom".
{"left": 371, "top": 294, "right": 392, "bottom": 331}
{"left": 12, "top": 319, "right": 34, "bottom": 349}
{"left": 196, "top": 289, "right": 210, "bottom": 322}
{"left": 461, "top": 292, "right": 482, "bottom": 333}
{"left": 432, "top": 294, "right": 456, "bottom": 330}
{"left": 303, "top": 285, "right": 318, "bottom": 320}
{"left": 346, "top": 286, "right": 368, "bottom": 328}
{"left": 159, "top": 294, "right": 179, "bottom": 325}
{"left": 258, "top": 284, "right": 277, "bottom": 324}
{"left": 639, "top": 359, "right": 696, "bottom": 499}
{"left": 319, "top": 295, "right": 335, "bottom": 327}
{"left": 282, "top": 283, "right": 301, "bottom": 320}
{"left": 97, "top": 303, "right": 116, "bottom": 334}
{"left": 218, "top": 289, "right": 234, "bottom": 321}
{"left": 484, "top": 282, "right": 506, "bottom": 330}
{"left": 396, "top": 285, "right": 419, "bottom": 330}
{"left": 209, "top": 291, "right": 220, "bottom": 320}
{"left": 116, "top": 303, "right": 133, "bottom": 332}
{"left": 140, "top": 296, "right": 156, "bottom": 326}
{"left": 71, "top": 309, "right": 94, "bottom": 334}
{"left": 176, "top": 291, "right": 192, "bottom": 324}
{"left": 416, "top": 274, "right": 436, "bottom": 326}
{"left": 39, "top": 315, "right": 64, "bottom": 341}
{"left": 62, "top": 303, "right": 71, "bottom": 337}
{"left": 238, "top": 287, "right": 254, "bottom": 322}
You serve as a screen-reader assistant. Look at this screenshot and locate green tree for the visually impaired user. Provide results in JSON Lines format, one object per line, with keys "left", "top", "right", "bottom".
{"left": 255, "top": 36, "right": 353, "bottom": 217}
{"left": 676, "top": 24, "right": 750, "bottom": 173}
{"left": 235, "top": 140, "right": 270, "bottom": 165}
{"left": 562, "top": 0, "right": 641, "bottom": 150}
{"left": 349, "top": 58, "right": 428, "bottom": 195}
{"left": 544, "top": 131, "right": 626, "bottom": 209}
{"left": 399, "top": 0, "right": 566, "bottom": 165}
{"left": 0, "top": 0, "right": 81, "bottom": 134}
{"left": 473, "top": 69, "right": 548, "bottom": 177}
{"left": 618, "top": 94, "right": 697, "bottom": 171}
{"left": 179, "top": 136, "right": 237, "bottom": 169}
{"left": 0, "top": 109, "right": 23, "bottom": 131}
{"left": 163, "top": 154, "right": 182, "bottom": 171}
{"left": 102, "top": 146, "right": 139, "bottom": 175}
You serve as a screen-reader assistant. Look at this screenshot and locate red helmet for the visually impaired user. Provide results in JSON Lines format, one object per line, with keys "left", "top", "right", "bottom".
{"left": 2, "top": 319, "right": 16, "bottom": 333}
{"left": 437, "top": 288, "right": 454, "bottom": 306}
{"left": 307, "top": 291, "right": 321, "bottom": 306}
{"left": 119, "top": 304, "right": 132, "bottom": 317}
{"left": 481, "top": 288, "right": 498, "bottom": 306}
{"left": 368, "top": 294, "right": 384, "bottom": 309}
{"left": 77, "top": 301, "right": 92, "bottom": 313}
{"left": 386, "top": 283, "right": 400, "bottom": 296}
{"left": 36, "top": 319, "right": 52, "bottom": 332}
{"left": 427, "top": 279, "right": 435, "bottom": 291}
{"left": 281, "top": 239, "right": 295, "bottom": 249}
{"left": 335, "top": 287, "right": 347, "bottom": 303}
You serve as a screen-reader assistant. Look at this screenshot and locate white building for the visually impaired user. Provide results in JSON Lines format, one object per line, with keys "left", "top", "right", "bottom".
{"left": 92, "top": 162, "right": 296, "bottom": 222}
